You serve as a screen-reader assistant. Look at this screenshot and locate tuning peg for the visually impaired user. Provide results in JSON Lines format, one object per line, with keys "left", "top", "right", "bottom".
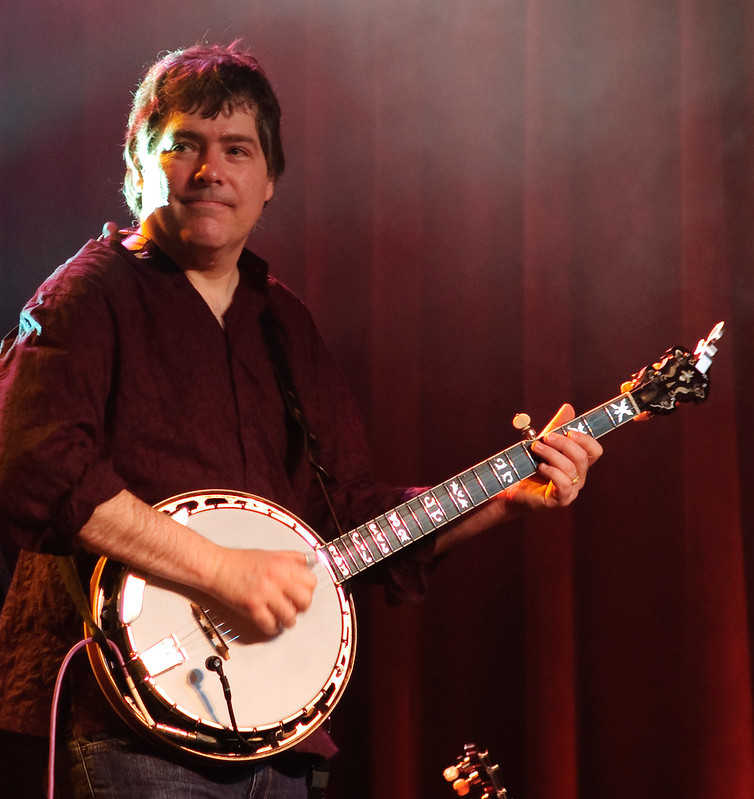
{"left": 512, "top": 412, "right": 538, "bottom": 440}
{"left": 443, "top": 766, "right": 460, "bottom": 782}
{"left": 443, "top": 764, "right": 471, "bottom": 795}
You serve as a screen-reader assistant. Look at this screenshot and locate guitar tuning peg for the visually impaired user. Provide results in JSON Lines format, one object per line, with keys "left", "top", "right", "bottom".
{"left": 452, "top": 778, "right": 471, "bottom": 796}
{"left": 512, "top": 412, "right": 538, "bottom": 440}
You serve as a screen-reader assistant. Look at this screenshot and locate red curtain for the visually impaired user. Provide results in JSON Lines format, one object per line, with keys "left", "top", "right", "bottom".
{"left": 2, "top": 1, "right": 753, "bottom": 797}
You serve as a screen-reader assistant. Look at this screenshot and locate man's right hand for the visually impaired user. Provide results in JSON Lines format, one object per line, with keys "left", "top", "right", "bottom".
{"left": 209, "top": 547, "right": 317, "bottom": 636}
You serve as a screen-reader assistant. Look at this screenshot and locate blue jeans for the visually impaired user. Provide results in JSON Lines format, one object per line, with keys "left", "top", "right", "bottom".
{"left": 65, "top": 734, "right": 313, "bottom": 799}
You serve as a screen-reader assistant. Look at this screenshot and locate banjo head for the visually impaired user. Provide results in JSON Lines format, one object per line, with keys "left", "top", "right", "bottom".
{"left": 88, "top": 490, "right": 355, "bottom": 762}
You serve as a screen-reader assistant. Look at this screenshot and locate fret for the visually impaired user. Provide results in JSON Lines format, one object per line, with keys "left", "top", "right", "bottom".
{"left": 385, "top": 509, "right": 414, "bottom": 545}
{"left": 416, "top": 491, "right": 448, "bottom": 528}
{"left": 506, "top": 443, "right": 538, "bottom": 481}
{"left": 489, "top": 452, "right": 518, "bottom": 489}
{"left": 444, "top": 477, "right": 474, "bottom": 513}
{"left": 583, "top": 407, "right": 614, "bottom": 437}
{"left": 397, "top": 504, "right": 423, "bottom": 539}
{"left": 562, "top": 415, "right": 594, "bottom": 437}
{"left": 366, "top": 517, "right": 403, "bottom": 551}
{"left": 604, "top": 396, "right": 637, "bottom": 427}
{"left": 471, "top": 461, "right": 504, "bottom": 497}
{"left": 348, "top": 529, "right": 376, "bottom": 567}
{"left": 430, "top": 485, "right": 462, "bottom": 521}
{"left": 326, "top": 541, "right": 354, "bottom": 579}
{"left": 460, "top": 468, "right": 489, "bottom": 505}
{"left": 337, "top": 535, "right": 363, "bottom": 573}
{"left": 469, "top": 466, "right": 492, "bottom": 499}
{"left": 406, "top": 495, "right": 440, "bottom": 533}
{"left": 360, "top": 521, "right": 393, "bottom": 557}
{"left": 624, "top": 391, "right": 643, "bottom": 417}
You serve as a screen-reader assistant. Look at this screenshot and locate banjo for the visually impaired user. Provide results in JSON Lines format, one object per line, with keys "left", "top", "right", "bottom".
{"left": 87, "top": 323, "right": 724, "bottom": 763}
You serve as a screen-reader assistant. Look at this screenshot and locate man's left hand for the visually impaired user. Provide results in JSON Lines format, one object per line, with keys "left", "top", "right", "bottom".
{"left": 504, "top": 403, "right": 603, "bottom": 511}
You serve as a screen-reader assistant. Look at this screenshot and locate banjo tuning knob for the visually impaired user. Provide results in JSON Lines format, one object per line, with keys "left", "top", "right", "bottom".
{"left": 443, "top": 766, "right": 460, "bottom": 782}
{"left": 443, "top": 764, "right": 471, "bottom": 796}
{"left": 512, "top": 412, "right": 538, "bottom": 440}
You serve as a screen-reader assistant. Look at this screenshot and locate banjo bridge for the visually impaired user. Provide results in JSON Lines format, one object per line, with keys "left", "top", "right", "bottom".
{"left": 190, "top": 602, "right": 231, "bottom": 660}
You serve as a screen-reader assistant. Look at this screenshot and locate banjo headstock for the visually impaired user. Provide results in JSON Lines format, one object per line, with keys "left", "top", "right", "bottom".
{"left": 626, "top": 321, "right": 723, "bottom": 415}
{"left": 443, "top": 742, "right": 508, "bottom": 799}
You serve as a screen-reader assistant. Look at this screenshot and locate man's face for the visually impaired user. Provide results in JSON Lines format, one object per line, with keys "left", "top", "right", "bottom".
{"left": 136, "top": 107, "right": 275, "bottom": 266}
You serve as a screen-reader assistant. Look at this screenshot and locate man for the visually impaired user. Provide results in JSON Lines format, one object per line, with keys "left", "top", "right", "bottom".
{"left": 0, "top": 43, "right": 601, "bottom": 797}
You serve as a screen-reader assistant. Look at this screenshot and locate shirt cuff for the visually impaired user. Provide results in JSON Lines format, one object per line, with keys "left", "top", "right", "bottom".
{"left": 52, "top": 459, "right": 128, "bottom": 551}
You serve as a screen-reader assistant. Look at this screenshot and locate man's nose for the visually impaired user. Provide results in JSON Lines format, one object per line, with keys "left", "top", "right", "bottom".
{"left": 194, "top": 157, "right": 222, "bottom": 184}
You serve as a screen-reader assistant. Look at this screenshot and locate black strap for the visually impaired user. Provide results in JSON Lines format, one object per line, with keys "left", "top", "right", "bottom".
{"left": 259, "top": 308, "right": 343, "bottom": 536}
{"left": 54, "top": 554, "right": 113, "bottom": 662}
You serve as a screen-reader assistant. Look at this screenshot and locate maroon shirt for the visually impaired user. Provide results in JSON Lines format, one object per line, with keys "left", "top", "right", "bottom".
{"left": 0, "top": 239, "right": 432, "bottom": 747}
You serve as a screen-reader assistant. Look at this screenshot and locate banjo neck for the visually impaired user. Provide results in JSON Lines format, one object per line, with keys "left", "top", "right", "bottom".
{"left": 321, "top": 391, "right": 640, "bottom": 583}
{"left": 321, "top": 321, "right": 724, "bottom": 585}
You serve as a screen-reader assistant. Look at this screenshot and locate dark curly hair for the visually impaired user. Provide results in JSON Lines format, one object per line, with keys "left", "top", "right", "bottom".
{"left": 123, "top": 42, "right": 285, "bottom": 218}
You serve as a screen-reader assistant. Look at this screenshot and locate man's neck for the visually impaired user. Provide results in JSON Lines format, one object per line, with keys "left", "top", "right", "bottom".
{"left": 184, "top": 266, "right": 240, "bottom": 327}
{"left": 129, "top": 225, "right": 242, "bottom": 327}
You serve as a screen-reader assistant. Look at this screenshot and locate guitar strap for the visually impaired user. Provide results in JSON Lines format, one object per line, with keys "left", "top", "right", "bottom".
{"left": 259, "top": 307, "right": 343, "bottom": 536}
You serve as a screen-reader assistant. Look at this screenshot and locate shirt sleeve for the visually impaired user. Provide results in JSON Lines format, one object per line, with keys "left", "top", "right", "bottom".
{"left": 0, "top": 264, "right": 127, "bottom": 554}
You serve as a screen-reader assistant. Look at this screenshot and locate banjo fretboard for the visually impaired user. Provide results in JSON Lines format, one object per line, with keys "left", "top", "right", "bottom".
{"left": 322, "top": 392, "right": 642, "bottom": 582}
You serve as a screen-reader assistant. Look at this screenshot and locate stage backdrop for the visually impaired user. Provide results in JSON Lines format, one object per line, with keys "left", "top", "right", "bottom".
{"left": 1, "top": 1, "right": 753, "bottom": 797}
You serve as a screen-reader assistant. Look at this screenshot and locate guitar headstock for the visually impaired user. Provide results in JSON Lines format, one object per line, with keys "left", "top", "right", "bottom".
{"left": 443, "top": 743, "right": 508, "bottom": 799}
{"left": 626, "top": 321, "right": 724, "bottom": 415}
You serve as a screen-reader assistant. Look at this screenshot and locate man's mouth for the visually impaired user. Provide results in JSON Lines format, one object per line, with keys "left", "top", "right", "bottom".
{"left": 182, "top": 197, "right": 233, "bottom": 208}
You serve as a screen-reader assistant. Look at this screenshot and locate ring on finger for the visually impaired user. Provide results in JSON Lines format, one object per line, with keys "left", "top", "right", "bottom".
{"left": 571, "top": 474, "right": 580, "bottom": 486}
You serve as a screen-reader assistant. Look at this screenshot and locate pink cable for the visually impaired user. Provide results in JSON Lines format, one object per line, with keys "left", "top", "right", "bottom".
{"left": 47, "top": 637, "right": 126, "bottom": 799}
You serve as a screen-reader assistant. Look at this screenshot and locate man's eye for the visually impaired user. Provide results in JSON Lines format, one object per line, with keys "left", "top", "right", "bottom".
{"left": 169, "top": 142, "right": 192, "bottom": 153}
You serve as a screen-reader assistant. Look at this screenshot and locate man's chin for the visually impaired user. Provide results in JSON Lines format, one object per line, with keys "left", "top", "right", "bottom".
{"left": 142, "top": 216, "right": 247, "bottom": 265}
{"left": 178, "top": 229, "right": 232, "bottom": 251}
